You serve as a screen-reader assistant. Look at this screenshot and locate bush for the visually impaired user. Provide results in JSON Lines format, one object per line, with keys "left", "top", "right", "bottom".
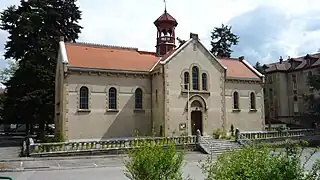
{"left": 200, "top": 142, "right": 320, "bottom": 180}
{"left": 41, "top": 133, "right": 64, "bottom": 143}
{"left": 124, "top": 139, "right": 185, "bottom": 180}
{"left": 212, "top": 129, "right": 223, "bottom": 139}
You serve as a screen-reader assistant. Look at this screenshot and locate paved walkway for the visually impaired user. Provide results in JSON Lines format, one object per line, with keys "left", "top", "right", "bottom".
{"left": 0, "top": 152, "right": 209, "bottom": 172}
{"left": 1, "top": 163, "right": 204, "bottom": 180}
{"left": 0, "top": 137, "right": 23, "bottom": 160}
{"left": 0, "top": 153, "right": 208, "bottom": 179}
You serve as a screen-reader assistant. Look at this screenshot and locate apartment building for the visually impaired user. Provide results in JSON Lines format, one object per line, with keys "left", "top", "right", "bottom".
{"left": 263, "top": 53, "right": 320, "bottom": 127}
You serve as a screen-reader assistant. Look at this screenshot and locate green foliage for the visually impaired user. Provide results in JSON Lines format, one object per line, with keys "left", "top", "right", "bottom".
{"left": 124, "top": 140, "right": 185, "bottom": 180}
{"left": 230, "top": 124, "right": 234, "bottom": 136}
{"left": 212, "top": 128, "right": 223, "bottom": 139}
{"left": 275, "top": 125, "right": 286, "bottom": 132}
{"left": 210, "top": 24, "right": 239, "bottom": 58}
{"left": 200, "top": 142, "right": 320, "bottom": 180}
{"left": 0, "top": 60, "right": 18, "bottom": 84}
{"left": 0, "top": 0, "right": 82, "bottom": 134}
{"left": 41, "top": 133, "right": 64, "bottom": 143}
{"left": 253, "top": 61, "right": 264, "bottom": 74}
{"left": 180, "top": 131, "right": 188, "bottom": 136}
{"left": 309, "top": 69, "right": 320, "bottom": 90}
{"left": 306, "top": 69, "right": 320, "bottom": 115}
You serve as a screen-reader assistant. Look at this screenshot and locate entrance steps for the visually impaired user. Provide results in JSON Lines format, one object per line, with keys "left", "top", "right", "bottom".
{"left": 199, "top": 136, "right": 242, "bottom": 155}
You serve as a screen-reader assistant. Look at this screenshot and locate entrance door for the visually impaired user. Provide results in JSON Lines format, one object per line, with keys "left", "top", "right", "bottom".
{"left": 191, "top": 111, "right": 203, "bottom": 135}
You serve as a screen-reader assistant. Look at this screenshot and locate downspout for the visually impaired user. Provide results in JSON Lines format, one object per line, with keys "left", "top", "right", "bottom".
{"left": 223, "top": 68, "right": 227, "bottom": 132}
{"left": 162, "top": 65, "right": 166, "bottom": 136}
{"left": 150, "top": 72, "right": 153, "bottom": 135}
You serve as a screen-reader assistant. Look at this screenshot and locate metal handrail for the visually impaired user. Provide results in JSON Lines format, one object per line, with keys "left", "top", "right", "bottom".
{"left": 237, "top": 133, "right": 253, "bottom": 147}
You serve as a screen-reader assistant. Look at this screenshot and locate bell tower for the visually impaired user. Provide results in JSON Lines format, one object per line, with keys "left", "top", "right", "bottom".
{"left": 154, "top": 6, "right": 178, "bottom": 56}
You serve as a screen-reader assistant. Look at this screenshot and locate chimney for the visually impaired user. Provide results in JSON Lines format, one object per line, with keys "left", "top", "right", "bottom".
{"left": 190, "top": 33, "right": 199, "bottom": 40}
{"left": 238, "top": 56, "right": 245, "bottom": 61}
{"left": 279, "top": 56, "right": 283, "bottom": 64}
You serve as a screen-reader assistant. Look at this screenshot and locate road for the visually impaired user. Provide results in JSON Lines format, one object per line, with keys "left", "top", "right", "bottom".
{"left": 1, "top": 163, "right": 203, "bottom": 180}
{"left": 0, "top": 153, "right": 208, "bottom": 180}
{"left": 0, "top": 136, "right": 22, "bottom": 160}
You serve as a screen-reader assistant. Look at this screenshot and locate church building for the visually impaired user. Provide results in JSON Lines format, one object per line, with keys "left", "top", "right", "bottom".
{"left": 55, "top": 9, "right": 265, "bottom": 140}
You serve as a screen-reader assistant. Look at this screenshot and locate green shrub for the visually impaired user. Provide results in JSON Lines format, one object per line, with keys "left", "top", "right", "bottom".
{"left": 200, "top": 142, "right": 320, "bottom": 180}
{"left": 41, "top": 133, "right": 64, "bottom": 143}
{"left": 180, "top": 131, "right": 188, "bottom": 136}
{"left": 212, "top": 129, "right": 223, "bottom": 139}
{"left": 124, "top": 139, "right": 185, "bottom": 180}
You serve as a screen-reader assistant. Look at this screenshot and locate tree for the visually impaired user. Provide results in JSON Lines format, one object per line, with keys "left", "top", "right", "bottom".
{"left": 124, "top": 140, "right": 185, "bottom": 180}
{"left": 210, "top": 24, "right": 239, "bottom": 58}
{"left": 0, "top": 0, "right": 82, "bottom": 137}
{"left": 0, "top": 60, "right": 18, "bottom": 84}
{"left": 253, "top": 61, "right": 264, "bottom": 74}
{"left": 200, "top": 142, "right": 320, "bottom": 179}
{"left": 306, "top": 70, "right": 320, "bottom": 115}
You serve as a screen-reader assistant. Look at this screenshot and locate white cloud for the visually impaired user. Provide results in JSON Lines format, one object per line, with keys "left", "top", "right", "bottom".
{"left": 1, "top": 0, "right": 320, "bottom": 66}
{"left": 77, "top": 0, "right": 260, "bottom": 51}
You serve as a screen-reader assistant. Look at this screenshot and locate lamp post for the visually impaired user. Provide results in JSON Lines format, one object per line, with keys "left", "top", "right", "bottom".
{"left": 181, "top": 83, "right": 190, "bottom": 135}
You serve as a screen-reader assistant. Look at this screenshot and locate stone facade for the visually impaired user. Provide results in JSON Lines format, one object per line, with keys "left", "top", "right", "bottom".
{"left": 54, "top": 10, "right": 265, "bottom": 140}
{"left": 55, "top": 38, "right": 265, "bottom": 140}
{"left": 264, "top": 54, "right": 320, "bottom": 127}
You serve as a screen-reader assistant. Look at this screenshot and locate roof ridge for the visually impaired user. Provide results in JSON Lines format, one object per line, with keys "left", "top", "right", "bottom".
{"left": 138, "top": 50, "right": 156, "bottom": 55}
{"left": 67, "top": 42, "right": 139, "bottom": 51}
{"left": 219, "top": 57, "right": 240, "bottom": 61}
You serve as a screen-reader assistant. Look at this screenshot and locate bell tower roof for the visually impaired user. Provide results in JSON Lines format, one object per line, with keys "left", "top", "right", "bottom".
{"left": 154, "top": 11, "right": 178, "bottom": 26}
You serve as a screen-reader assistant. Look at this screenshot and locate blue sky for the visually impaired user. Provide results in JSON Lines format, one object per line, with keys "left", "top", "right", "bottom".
{"left": 1, "top": 0, "right": 320, "bottom": 68}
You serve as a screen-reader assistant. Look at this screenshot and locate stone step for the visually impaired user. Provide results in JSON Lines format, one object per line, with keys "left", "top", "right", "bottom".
{"left": 207, "top": 144, "right": 240, "bottom": 148}
{"left": 200, "top": 137, "right": 242, "bottom": 154}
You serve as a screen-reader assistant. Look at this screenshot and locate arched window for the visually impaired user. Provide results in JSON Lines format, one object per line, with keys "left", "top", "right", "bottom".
{"left": 233, "top": 91, "right": 239, "bottom": 109}
{"left": 250, "top": 92, "right": 256, "bottom": 109}
{"left": 108, "top": 87, "right": 117, "bottom": 109}
{"left": 192, "top": 66, "right": 199, "bottom": 90}
{"left": 79, "top": 86, "right": 89, "bottom": 109}
{"left": 202, "top": 73, "right": 207, "bottom": 91}
{"left": 135, "top": 88, "right": 143, "bottom": 109}
{"left": 184, "top": 72, "right": 189, "bottom": 90}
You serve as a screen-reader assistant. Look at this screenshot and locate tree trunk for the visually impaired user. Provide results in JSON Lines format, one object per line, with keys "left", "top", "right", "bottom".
{"left": 38, "top": 122, "right": 45, "bottom": 140}
{"left": 25, "top": 123, "right": 30, "bottom": 135}
{"left": 30, "top": 124, "right": 34, "bottom": 135}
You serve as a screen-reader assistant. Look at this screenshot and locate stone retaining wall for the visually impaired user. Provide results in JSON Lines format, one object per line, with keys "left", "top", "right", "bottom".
{"left": 25, "top": 136, "right": 197, "bottom": 157}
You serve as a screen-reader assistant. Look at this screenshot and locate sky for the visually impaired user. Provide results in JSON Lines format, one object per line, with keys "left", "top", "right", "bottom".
{"left": 1, "top": 0, "right": 320, "bottom": 68}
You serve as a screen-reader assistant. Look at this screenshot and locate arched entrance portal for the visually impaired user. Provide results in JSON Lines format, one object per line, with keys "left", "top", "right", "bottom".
{"left": 191, "top": 111, "right": 203, "bottom": 135}
{"left": 190, "top": 100, "right": 203, "bottom": 135}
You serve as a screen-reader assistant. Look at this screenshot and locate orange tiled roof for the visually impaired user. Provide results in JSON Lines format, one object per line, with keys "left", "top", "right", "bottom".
{"left": 219, "top": 58, "right": 260, "bottom": 79}
{"left": 65, "top": 43, "right": 159, "bottom": 71}
{"left": 64, "top": 42, "right": 259, "bottom": 79}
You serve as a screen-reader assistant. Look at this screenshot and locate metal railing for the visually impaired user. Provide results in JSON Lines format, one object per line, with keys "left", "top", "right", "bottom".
{"left": 198, "top": 136, "right": 213, "bottom": 154}
{"left": 240, "top": 129, "right": 316, "bottom": 140}
{"left": 237, "top": 133, "right": 253, "bottom": 147}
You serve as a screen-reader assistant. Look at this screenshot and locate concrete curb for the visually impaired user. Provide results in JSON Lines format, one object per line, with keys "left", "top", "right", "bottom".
{"left": 0, "top": 152, "right": 202, "bottom": 162}
{"left": 0, "top": 164, "right": 121, "bottom": 172}
{"left": 0, "top": 154, "right": 128, "bottom": 162}
{"left": 0, "top": 157, "right": 204, "bottom": 172}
